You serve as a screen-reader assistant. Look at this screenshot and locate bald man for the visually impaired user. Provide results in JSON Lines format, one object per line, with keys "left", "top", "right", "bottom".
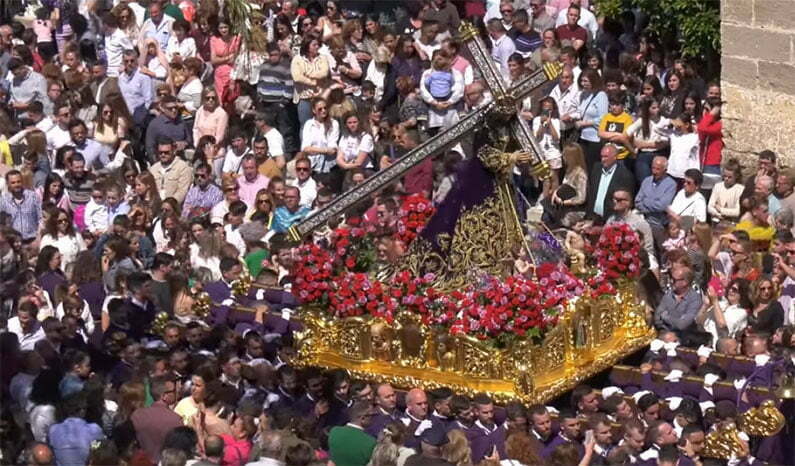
{"left": 29, "top": 442, "right": 54, "bottom": 466}
{"left": 402, "top": 388, "right": 429, "bottom": 449}
{"left": 367, "top": 383, "right": 400, "bottom": 438}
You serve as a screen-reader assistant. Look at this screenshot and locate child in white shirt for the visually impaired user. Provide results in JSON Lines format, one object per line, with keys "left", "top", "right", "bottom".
{"left": 84, "top": 186, "right": 108, "bottom": 235}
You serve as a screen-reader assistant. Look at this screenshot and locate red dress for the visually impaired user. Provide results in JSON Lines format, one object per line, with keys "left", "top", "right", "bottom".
{"left": 210, "top": 35, "right": 241, "bottom": 106}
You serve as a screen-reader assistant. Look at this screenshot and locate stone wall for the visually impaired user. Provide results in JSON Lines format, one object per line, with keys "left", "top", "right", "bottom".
{"left": 721, "top": 0, "right": 795, "bottom": 167}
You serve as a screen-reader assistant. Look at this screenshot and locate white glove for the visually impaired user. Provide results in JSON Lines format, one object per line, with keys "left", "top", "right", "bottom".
{"left": 649, "top": 339, "right": 664, "bottom": 353}
{"left": 666, "top": 397, "right": 683, "bottom": 410}
{"left": 414, "top": 419, "right": 433, "bottom": 436}
{"left": 663, "top": 341, "right": 680, "bottom": 357}
{"left": 699, "top": 400, "right": 715, "bottom": 413}
{"left": 754, "top": 354, "right": 771, "bottom": 367}
{"left": 601, "top": 386, "right": 624, "bottom": 399}
{"left": 697, "top": 345, "right": 714, "bottom": 359}
{"left": 733, "top": 378, "right": 747, "bottom": 390}
{"left": 664, "top": 370, "right": 683, "bottom": 382}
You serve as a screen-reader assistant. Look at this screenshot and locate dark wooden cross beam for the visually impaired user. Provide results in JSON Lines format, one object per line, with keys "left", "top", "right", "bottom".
{"left": 288, "top": 22, "right": 562, "bottom": 241}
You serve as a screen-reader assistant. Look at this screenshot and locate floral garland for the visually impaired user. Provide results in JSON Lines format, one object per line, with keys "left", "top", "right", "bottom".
{"left": 291, "top": 197, "right": 646, "bottom": 343}
{"left": 395, "top": 194, "right": 436, "bottom": 245}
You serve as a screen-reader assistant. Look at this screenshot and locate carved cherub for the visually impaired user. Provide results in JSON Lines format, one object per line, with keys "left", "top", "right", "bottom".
{"left": 369, "top": 321, "right": 395, "bottom": 361}
{"left": 565, "top": 230, "right": 587, "bottom": 275}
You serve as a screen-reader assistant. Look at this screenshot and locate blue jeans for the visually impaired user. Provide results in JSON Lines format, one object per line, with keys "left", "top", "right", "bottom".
{"left": 297, "top": 99, "right": 313, "bottom": 131}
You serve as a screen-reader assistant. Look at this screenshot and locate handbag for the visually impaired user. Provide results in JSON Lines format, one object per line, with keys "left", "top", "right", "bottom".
{"left": 567, "top": 92, "right": 597, "bottom": 144}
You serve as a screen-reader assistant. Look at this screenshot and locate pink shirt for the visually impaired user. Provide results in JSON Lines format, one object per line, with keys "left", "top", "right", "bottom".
{"left": 238, "top": 174, "right": 270, "bottom": 208}
{"left": 193, "top": 105, "right": 228, "bottom": 146}
{"left": 219, "top": 434, "right": 252, "bottom": 466}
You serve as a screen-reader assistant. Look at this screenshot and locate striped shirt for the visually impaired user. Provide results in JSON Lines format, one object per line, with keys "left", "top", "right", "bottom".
{"left": 0, "top": 190, "right": 42, "bottom": 240}
{"left": 257, "top": 59, "right": 293, "bottom": 103}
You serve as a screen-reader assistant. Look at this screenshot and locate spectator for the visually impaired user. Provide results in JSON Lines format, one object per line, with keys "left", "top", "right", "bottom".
{"left": 585, "top": 143, "right": 634, "bottom": 222}
{"left": 708, "top": 158, "right": 744, "bottom": 223}
{"left": 0, "top": 170, "right": 42, "bottom": 240}
{"left": 654, "top": 266, "right": 702, "bottom": 340}
{"left": 668, "top": 168, "right": 707, "bottom": 224}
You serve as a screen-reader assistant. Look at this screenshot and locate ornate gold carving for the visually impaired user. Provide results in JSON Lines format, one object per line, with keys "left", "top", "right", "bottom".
{"left": 292, "top": 265, "right": 654, "bottom": 404}
{"left": 738, "top": 400, "right": 785, "bottom": 436}
{"left": 703, "top": 424, "right": 746, "bottom": 460}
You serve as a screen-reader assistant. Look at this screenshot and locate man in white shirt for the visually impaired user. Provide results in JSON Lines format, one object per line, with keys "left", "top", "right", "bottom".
{"left": 287, "top": 157, "right": 317, "bottom": 207}
{"left": 138, "top": 1, "right": 174, "bottom": 51}
{"left": 46, "top": 101, "right": 73, "bottom": 157}
{"left": 549, "top": 65, "right": 580, "bottom": 134}
{"left": 102, "top": 13, "right": 134, "bottom": 78}
{"left": 253, "top": 112, "right": 286, "bottom": 170}
{"left": 554, "top": 0, "right": 598, "bottom": 40}
{"left": 487, "top": 19, "right": 516, "bottom": 75}
{"left": 222, "top": 131, "right": 252, "bottom": 174}
{"left": 7, "top": 303, "right": 45, "bottom": 351}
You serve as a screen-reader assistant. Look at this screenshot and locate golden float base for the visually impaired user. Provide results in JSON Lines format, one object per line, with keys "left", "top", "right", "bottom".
{"left": 293, "top": 281, "right": 655, "bottom": 404}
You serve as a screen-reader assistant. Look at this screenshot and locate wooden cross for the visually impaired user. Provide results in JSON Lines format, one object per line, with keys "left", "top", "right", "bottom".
{"left": 288, "top": 22, "right": 562, "bottom": 241}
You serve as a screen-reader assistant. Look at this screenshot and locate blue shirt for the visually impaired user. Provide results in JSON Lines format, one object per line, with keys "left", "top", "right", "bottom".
{"left": 48, "top": 417, "right": 104, "bottom": 466}
{"left": 577, "top": 91, "right": 608, "bottom": 142}
{"left": 74, "top": 138, "right": 111, "bottom": 171}
{"left": 635, "top": 174, "right": 677, "bottom": 227}
{"left": 272, "top": 206, "right": 311, "bottom": 233}
{"left": 594, "top": 164, "right": 616, "bottom": 218}
{"left": 0, "top": 189, "right": 42, "bottom": 239}
{"left": 107, "top": 200, "right": 130, "bottom": 224}
{"left": 118, "top": 68, "right": 153, "bottom": 115}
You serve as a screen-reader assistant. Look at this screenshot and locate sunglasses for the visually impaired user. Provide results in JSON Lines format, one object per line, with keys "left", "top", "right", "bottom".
{"left": 296, "top": 167, "right": 311, "bottom": 172}
{"left": 257, "top": 199, "right": 270, "bottom": 204}
{"left": 195, "top": 173, "right": 208, "bottom": 179}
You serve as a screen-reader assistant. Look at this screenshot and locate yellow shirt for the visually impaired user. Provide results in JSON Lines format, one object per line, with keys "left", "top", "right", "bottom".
{"left": 599, "top": 111, "right": 634, "bottom": 159}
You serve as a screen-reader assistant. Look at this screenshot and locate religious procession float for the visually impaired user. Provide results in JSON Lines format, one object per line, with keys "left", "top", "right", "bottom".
{"left": 285, "top": 195, "right": 654, "bottom": 405}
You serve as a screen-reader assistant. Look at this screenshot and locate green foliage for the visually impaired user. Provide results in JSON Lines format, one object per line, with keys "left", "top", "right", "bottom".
{"left": 594, "top": 0, "right": 720, "bottom": 59}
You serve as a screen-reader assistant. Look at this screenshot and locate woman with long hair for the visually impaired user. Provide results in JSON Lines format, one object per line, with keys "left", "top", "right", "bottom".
{"left": 302, "top": 97, "right": 341, "bottom": 188}
{"left": 175, "top": 57, "right": 204, "bottom": 124}
{"left": 391, "top": 35, "right": 423, "bottom": 90}
{"left": 101, "top": 236, "right": 139, "bottom": 293}
{"left": 72, "top": 250, "right": 106, "bottom": 322}
{"left": 274, "top": 14, "right": 297, "bottom": 58}
{"left": 640, "top": 75, "right": 663, "bottom": 101}
{"left": 190, "top": 230, "right": 224, "bottom": 281}
{"left": 747, "top": 276, "right": 785, "bottom": 335}
{"left": 38, "top": 172, "right": 72, "bottom": 210}
{"left": 40, "top": 208, "right": 86, "bottom": 275}
{"left": 501, "top": 431, "right": 543, "bottom": 466}
{"left": 248, "top": 189, "right": 274, "bottom": 228}
{"left": 291, "top": 36, "right": 331, "bottom": 127}
{"left": 35, "top": 245, "right": 67, "bottom": 303}
{"left": 91, "top": 102, "right": 129, "bottom": 154}
{"left": 532, "top": 96, "right": 562, "bottom": 199}
{"left": 574, "top": 69, "right": 608, "bottom": 173}
{"left": 317, "top": 0, "right": 343, "bottom": 41}
{"left": 210, "top": 18, "right": 241, "bottom": 106}
{"left": 627, "top": 97, "right": 670, "bottom": 184}
{"left": 660, "top": 70, "right": 688, "bottom": 118}
{"left": 131, "top": 171, "right": 162, "bottom": 219}
{"left": 698, "top": 277, "right": 751, "bottom": 347}
{"left": 336, "top": 111, "right": 375, "bottom": 177}
{"left": 543, "top": 143, "right": 588, "bottom": 228}
{"left": 111, "top": 3, "right": 139, "bottom": 44}
{"left": 193, "top": 88, "right": 228, "bottom": 161}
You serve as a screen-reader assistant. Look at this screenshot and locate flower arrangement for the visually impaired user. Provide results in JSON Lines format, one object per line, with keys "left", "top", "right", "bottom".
{"left": 587, "top": 223, "right": 641, "bottom": 298}
{"left": 331, "top": 226, "right": 376, "bottom": 273}
{"left": 290, "top": 196, "right": 646, "bottom": 343}
{"left": 395, "top": 194, "right": 436, "bottom": 245}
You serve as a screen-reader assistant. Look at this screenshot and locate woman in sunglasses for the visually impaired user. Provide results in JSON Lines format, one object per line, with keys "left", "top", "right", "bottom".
{"left": 40, "top": 208, "right": 86, "bottom": 277}
{"left": 747, "top": 277, "right": 784, "bottom": 335}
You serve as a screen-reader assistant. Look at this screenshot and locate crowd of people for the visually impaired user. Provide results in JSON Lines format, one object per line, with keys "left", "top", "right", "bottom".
{"left": 0, "top": 0, "right": 793, "bottom": 465}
